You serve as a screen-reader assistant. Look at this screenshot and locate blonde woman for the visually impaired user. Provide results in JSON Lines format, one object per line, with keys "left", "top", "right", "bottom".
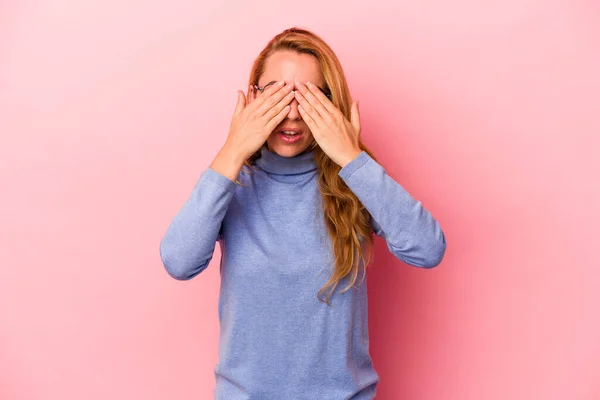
{"left": 160, "top": 27, "right": 447, "bottom": 400}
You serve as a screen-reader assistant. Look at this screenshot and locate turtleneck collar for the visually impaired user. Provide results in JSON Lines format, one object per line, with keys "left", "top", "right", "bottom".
{"left": 254, "top": 145, "right": 317, "bottom": 175}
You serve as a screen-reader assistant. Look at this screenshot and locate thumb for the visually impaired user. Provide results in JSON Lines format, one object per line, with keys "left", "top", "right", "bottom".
{"left": 233, "top": 90, "right": 246, "bottom": 117}
{"left": 350, "top": 100, "right": 361, "bottom": 134}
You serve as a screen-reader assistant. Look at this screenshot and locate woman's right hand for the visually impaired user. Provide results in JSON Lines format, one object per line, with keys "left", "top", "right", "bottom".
{"left": 225, "top": 80, "right": 295, "bottom": 161}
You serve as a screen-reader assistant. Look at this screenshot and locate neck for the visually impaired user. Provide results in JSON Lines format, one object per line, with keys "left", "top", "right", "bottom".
{"left": 255, "top": 145, "right": 317, "bottom": 175}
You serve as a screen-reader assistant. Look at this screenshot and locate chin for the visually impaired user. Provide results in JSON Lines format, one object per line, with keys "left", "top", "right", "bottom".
{"left": 266, "top": 137, "right": 313, "bottom": 158}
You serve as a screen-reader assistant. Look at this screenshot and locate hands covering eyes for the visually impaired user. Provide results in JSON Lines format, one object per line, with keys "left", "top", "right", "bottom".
{"left": 225, "top": 80, "right": 295, "bottom": 161}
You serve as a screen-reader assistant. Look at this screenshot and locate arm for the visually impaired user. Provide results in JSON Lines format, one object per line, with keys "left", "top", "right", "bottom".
{"left": 159, "top": 167, "right": 237, "bottom": 280}
{"left": 159, "top": 149, "right": 243, "bottom": 280}
{"left": 338, "top": 151, "right": 447, "bottom": 268}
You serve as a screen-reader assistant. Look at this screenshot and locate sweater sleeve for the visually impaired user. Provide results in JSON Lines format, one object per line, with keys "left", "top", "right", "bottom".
{"left": 338, "top": 151, "right": 447, "bottom": 268}
{"left": 159, "top": 167, "right": 237, "bottom": 280}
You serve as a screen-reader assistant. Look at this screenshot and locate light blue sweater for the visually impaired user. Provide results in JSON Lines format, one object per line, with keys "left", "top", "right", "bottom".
{"left": 160, "top": 145, "right": 446, "bottom": 399}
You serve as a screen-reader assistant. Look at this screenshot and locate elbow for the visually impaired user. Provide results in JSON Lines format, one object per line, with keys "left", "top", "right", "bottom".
{"left": 419, "top": 232, "right": 447, "bottom": 269}
{"left": 419, "top": 246, "right": 445, "bottom": 268}
{"left": 159, "top": 239, "right": 206, "bottom": 281}
{"left": 162, "top": 259, "right": 197, "bottom": 281}
{"left": 394, "top": 231, "right": 447, "bottom": 269}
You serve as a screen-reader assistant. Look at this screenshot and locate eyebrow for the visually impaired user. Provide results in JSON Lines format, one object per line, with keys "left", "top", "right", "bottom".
{"left": 259, "top": 80, "right": 328, "bottom": 93}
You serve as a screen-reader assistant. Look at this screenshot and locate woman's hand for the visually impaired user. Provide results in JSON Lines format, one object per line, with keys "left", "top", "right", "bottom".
{"left": 225, "top": 80, "right": 295, "bottom": 162}
{"left": 293, "top": 81, "right": 362, "bottom": 167}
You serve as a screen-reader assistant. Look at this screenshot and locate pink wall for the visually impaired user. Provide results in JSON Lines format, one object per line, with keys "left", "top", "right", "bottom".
{"left": 2, "top": 1, "right": 599, "bottom": 399}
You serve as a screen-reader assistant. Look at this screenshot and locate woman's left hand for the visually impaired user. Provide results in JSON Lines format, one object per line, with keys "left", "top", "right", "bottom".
{"left": 294, "top": 82, "right": 362, "bottom": 168}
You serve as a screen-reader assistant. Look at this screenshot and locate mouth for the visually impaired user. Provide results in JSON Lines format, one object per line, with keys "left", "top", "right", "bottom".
{"left": 278, "top": 128, "right": 304, "bottom": 143}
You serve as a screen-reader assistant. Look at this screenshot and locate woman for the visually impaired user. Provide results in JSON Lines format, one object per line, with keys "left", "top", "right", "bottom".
{"left": 160, "top": 27, "right": 446, "bottom": 400}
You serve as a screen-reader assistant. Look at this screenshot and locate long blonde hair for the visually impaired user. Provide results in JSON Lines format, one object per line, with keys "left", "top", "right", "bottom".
{"left": 243, "top": 27, "right": 378, "bottom": 305}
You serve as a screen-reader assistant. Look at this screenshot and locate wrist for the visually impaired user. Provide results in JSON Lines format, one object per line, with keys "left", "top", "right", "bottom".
{"left": 220, "top": 142, "right": 247, "bottom": 166}
{"left": 339, "top": 148, "right": 362, "bottom": 168}
{"left": 210, "top": 144, "right": 246, "bottom": 182}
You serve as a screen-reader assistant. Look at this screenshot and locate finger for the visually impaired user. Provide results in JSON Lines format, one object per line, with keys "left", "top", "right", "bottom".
{"left": 233, "top": 90, "right": 246, "bottom": 117}
{"left": 256, "top": 82, "right": 294, "bottom": 117}
{"left": 265, "top": 105, "right": 291, "bottom": 133}
{"left": 294, "top": 89, "right": 323, "bottom": 127}
{"left": 350, "top": 100, "right": 361, "bottom": 134}
{"left": 306, "top": 81, "right": 337, "bottom": 115}
{"left": 297, "top": 103, "right": 318, "bottom": 133}
{"left": 263, "top": 89, "right": 295, "bottom": 122}
{"left": 295, "top": 82, "right": 330, "bottom": 123}
{"left": 251, "top": 80, "right": 284, "bottom": 110}
{"left": 246, "top": 85, "right": 253, "bottom": 105}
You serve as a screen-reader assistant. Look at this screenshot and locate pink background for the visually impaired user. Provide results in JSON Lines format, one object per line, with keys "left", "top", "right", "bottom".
{"left": 2, "top": 1, "right": 599, "bottom": 399}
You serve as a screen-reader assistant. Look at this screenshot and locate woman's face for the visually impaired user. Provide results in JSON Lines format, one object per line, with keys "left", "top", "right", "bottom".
{"left": 257, "top": 50, "right": 326, "bottom": 158}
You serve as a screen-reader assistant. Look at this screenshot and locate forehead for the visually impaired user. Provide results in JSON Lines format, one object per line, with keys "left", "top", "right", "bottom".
{"left": 260, "top": 50, "right": 325, "bottom": 86}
